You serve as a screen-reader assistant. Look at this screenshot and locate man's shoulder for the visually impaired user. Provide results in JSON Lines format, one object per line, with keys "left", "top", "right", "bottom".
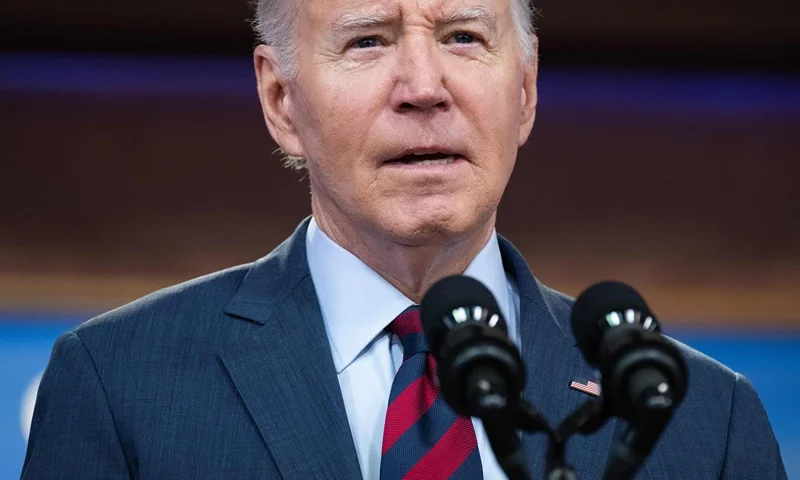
{"left": 537, "top": 283, "right": 740, "bottom": 389}
{"left": 73, "top": 262, "right": 254, "bottom": 346}
{"left": 667, "top": 337, "right": 740, "bottom": 427}
{"left": 670, "top": 336, "right": 737, "bottom": 383}
{"left": 537, "top": 284, "right": 751, "bottom": 466}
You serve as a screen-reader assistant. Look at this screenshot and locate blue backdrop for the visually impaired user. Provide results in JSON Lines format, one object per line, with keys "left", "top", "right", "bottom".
{"left": 2, "top": 312, "right": 798, "bottom": 478}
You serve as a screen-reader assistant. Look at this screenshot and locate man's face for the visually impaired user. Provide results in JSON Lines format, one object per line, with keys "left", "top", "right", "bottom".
{"left": 262, "top": 0, "right": 537, "bottom": 246}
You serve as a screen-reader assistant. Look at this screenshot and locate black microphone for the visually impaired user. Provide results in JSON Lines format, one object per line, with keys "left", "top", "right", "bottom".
{"left": 421, "top": 275, "right": 530, "bottom": 480}
{"left": 421, "top": 275, "right": 524, "bottom": 416}
{"left": 571, "top": 281, "right": 688, "bottom": 480}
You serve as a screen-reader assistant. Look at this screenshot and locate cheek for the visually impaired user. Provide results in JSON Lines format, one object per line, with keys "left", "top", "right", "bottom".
{"left": 451, "top": 68, "right": 521, "bottom": 197}
{"left": 451, "top": 66, "right": 521, "bottom": 142}
{"left": 301, "top": 71, "right": 388, "bottom": 161}
{"left": 458, "top": 98, "right": 520, "bottom": 191}
{"left": 298, "top": 76, "right": 394, "bottom": 207}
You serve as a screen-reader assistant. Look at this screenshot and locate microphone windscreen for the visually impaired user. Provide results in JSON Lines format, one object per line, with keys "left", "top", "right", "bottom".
{"left": 421, "top": 275, "right": 501, "bottom": 353}
{"left": 570, "top": 280, "right": 651, "bottom": 366}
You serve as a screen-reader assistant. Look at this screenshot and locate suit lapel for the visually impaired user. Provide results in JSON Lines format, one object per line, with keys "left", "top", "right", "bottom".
{"left": 219, "top": 219, "right": 362, "bottom": 480}
{"left": 498, "top": 236, "right": 619, "bottom": 479}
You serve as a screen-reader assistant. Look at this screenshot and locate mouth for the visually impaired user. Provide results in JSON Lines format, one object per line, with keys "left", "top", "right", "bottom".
{"left": 383, "top": 148, "right": 466, "bottom": 167}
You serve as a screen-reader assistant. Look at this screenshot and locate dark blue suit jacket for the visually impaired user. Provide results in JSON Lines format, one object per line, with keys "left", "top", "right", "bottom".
{"left": 23, "top": 219, "right": 787, "bottom": 479}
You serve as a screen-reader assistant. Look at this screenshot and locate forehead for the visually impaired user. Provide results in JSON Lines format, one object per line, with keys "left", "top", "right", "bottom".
{"left": 300, "top": 0, "right": 509, "bottom": 28}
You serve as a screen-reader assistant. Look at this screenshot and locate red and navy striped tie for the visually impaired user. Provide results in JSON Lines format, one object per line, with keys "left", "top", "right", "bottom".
{"left": 380, "top": 306, "right": 483, "bottom": 480}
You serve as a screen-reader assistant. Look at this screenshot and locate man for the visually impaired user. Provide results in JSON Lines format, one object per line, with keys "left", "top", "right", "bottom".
{"left": 22, "top": 0, "right": 787, "bottom": 478}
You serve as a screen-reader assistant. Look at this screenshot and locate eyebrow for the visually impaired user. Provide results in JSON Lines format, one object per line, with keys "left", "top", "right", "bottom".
{"left": 331, "top": 11, "right": 393, "bottom": 33}
{"left": 441, "top": 6, "right": 496, "bottom": 30}
{"left": 330, "top": 5, "right": 497, "bottom": 34}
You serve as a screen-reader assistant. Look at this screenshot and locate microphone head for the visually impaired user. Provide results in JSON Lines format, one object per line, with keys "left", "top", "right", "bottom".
{"left": 420, "top": 275, "right": 504, "bottom": 358}
{"left": 421, "top": 275, "right": 524, "bottom": 417}
{"left": 571, "top": 280, "right": 659, "bottom": 367}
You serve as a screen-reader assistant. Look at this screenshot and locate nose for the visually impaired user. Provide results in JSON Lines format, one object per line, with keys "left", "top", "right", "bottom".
{"left": 390, "top": 38, "right": 452, "bottom": 113}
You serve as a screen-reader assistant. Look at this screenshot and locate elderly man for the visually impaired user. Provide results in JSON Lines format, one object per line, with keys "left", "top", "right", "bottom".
{"left": 22, "top": 0, "right": 787, "bottom": 479}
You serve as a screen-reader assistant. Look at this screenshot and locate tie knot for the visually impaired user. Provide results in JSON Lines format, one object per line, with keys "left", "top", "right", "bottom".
{"left": 387, "top": 306, "right": 429, "bottom": 357}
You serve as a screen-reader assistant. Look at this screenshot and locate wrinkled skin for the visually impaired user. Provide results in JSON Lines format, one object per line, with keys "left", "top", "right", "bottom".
{"left": 255, "top": 0, "right": 538, "bottom": 300}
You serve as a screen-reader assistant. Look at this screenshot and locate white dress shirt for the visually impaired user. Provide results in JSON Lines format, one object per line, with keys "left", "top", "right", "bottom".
{"left": 306, "top": 218, "right": 521, "bottom": 480}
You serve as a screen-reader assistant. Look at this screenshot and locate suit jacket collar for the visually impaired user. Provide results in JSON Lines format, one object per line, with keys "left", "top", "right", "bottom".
{"left": 221, "top": 217, "right": 612, "bottom": 479}
{"left": 223, "top": 219, "right": 312, "bottom": 325}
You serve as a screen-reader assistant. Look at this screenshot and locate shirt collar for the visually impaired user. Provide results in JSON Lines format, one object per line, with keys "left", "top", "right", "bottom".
{"left": 306, "top": 217, "right": 512, "bottom": 374}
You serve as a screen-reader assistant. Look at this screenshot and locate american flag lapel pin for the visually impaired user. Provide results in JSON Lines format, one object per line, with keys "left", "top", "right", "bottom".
{"left": 569, "top": 379, "right": 602, "bottom": 397}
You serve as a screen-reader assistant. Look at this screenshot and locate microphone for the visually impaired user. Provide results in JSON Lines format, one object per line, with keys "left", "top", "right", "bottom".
{"left": 421, "top": 275, "right": 530, "bottom": 480}
{"left": 420, "top": 275, "right": 524, "bottom": 416}
{"left": 571, "top": 281, "right": 688, "bottom": 480}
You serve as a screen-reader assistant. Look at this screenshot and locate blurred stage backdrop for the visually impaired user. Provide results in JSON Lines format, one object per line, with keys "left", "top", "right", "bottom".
{"left": 1, "top": 0, "right": 799, "bottom": 477}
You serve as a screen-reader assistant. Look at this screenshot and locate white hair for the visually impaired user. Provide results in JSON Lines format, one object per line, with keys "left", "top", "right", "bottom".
{"left": 252, "top": 0, "right": 537, "bottom": 169}
{"left": 509, "top": 0, "right": 537, "bottom": 63}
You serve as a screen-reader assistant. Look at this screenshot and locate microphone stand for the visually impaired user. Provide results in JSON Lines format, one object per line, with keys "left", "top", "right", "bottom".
{"left": 483, "top": 409, "right": 531, "bottom": 480}
{"left": 548, "top": 399, "right": 609, "bottom": 480}
{"left": 601, "top": 372, "right": 676, "bottom": 480}
{"left": 487, "top": 397, "right": 612, "bottom": 480}
{"left": 514, "top": 401, "right": 572, "bottom": 480}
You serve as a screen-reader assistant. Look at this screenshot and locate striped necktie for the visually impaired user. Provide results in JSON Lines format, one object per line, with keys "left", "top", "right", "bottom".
{"left": 379, "top": 306, "right": 483, "bottom": 480}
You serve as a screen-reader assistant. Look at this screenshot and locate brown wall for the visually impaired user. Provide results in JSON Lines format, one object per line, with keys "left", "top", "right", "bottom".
{"left": 2, "top": 68, "right": 798, "bottom": 324}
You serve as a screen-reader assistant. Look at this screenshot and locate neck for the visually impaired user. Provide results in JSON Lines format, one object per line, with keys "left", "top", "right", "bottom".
{"left": 311, "top": 201, "right": 496, "bottom": 304}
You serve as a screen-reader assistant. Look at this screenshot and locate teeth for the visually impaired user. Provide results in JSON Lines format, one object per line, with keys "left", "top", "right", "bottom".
{"left": 407, "top": 156, "right": 455, "bottom": 166}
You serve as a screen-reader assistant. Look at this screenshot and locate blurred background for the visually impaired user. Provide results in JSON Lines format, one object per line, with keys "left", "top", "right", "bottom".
{"left": 1, "top": 0, "right": 799, "bottom": 477}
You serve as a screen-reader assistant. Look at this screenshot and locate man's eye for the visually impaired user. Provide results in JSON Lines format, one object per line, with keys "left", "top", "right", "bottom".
{"left": 450, "top": 32, "right": 477, "bottom": 44}
{"left": 355, "top": 37, "right": 381, "bottom": 49}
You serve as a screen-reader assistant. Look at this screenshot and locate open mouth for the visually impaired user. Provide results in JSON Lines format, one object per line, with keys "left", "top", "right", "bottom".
{"left": 386, "top": 153, "right": 461, "bottom": 166}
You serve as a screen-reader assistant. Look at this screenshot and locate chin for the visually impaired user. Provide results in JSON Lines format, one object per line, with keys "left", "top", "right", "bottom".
{"left": 378, "top": 210, "right": 483, "bottom": 247}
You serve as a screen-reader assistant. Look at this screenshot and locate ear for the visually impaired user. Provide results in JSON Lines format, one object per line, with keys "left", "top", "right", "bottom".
{"left": 254, "top": 45, "right": 306, "bottom": 157}
{"left": 518, "top": 34, "right": 539, "bottom": 147}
